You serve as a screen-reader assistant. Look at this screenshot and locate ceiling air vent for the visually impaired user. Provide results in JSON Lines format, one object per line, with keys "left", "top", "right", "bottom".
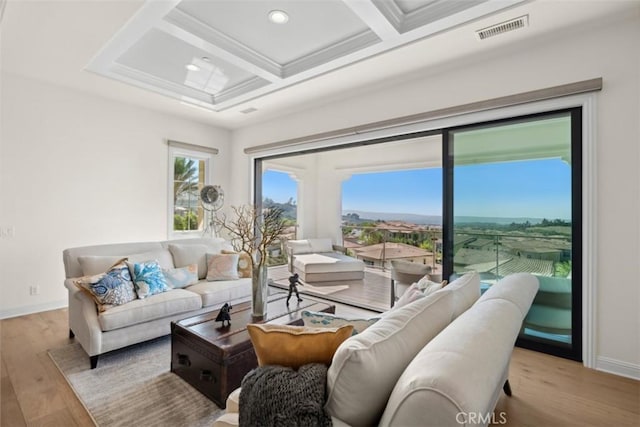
{"left": 476, "top": 15, "right": 528, "bottom": 40}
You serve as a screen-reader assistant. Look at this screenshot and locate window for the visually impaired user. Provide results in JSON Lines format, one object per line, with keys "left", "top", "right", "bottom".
{"left": 444, "top": 108, "right": 582, "bottom": 361}
{"left": 168, "top": 143, "right": 215, "bottom": 237}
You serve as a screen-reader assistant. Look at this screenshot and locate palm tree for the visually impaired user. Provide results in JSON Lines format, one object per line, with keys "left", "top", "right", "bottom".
{"left": 174, "top": 157, "right": 199, "bottom": 204}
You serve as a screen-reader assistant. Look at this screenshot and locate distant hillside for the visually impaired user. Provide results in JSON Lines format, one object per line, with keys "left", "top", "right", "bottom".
{"left": 264, "top": 198, "right": 296, "bottom": 220}
{"left": 342, "top": 211, "right": 555, "bottom": 226}
{"left": 455, "top": 216, "right": 546, "bottom": 225}
{"left": 342, "top": 210, "right": 442, "bottom": 225}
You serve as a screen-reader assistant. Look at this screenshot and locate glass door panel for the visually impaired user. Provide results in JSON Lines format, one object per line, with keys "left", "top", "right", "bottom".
{"left": 444, "top": 109, "right": 582, "bottom": 361}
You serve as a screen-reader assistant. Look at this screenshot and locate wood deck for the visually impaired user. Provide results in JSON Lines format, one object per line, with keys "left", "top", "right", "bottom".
{"left": 269, "top": 264, "right": 392, "bottom": 312}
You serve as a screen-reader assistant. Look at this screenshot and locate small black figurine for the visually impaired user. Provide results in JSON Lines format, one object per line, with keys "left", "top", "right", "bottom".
{"left": 286, "top": 273, "right": 303, "bottom": 305}
{"left": 215, "top": 303, "right": 232, "bottom": 327}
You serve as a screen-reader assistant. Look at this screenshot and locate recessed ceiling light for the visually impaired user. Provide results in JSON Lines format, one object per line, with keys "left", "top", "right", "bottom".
{"left": 185, "top": 64, "right": 200, "bottom": 72}
{"left": 268, "top": 10, "right": 289, "bottom": 24}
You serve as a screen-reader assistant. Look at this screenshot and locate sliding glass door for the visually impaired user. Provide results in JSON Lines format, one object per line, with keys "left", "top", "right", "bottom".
{"left": 443, "top": 109, "right": 582, "bottom": 361}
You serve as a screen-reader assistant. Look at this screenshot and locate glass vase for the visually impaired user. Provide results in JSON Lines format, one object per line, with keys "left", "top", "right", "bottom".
{"left": 251, "top": 264, "right": 268, "bottom": 319}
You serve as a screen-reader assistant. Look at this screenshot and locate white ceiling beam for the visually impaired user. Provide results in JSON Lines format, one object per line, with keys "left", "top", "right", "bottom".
{"left": 155, "top": 19, "right": 282, "bottom": 83}
{"left": 86, "top": 0, "right": 181, "bottom": 73}
{"left": 342, "top": 0, "right": 400, "bottom": 40}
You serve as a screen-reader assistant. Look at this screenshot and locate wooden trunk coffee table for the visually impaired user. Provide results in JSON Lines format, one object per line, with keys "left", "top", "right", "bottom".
{"left": 170, "top": 292, "right": 335, "bottom": 408}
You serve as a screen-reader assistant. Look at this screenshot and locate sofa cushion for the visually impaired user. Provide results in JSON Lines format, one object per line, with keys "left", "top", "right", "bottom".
{"left": 325, "top": 289, "right": 455, "bottom": 426}
{"left": 442, "top": 271, "right": 481, "bottom": 319}
{"left": 97, "top": 289, "right": 202, "bottom": 331}
{"left": 206, "top": 253, "right": 240, "bottom": 281}
{"left": 185, "top": 278, "right": 252, "bottom": 308}
{"left": 78, "top": 255, "right": 126, "bottom": 276}
{"left": 127, "top": 249, "right": 175, "bottom": 270}
{"left": 307, "top": 238, "right": 333, "bottom": 253}
{"left": 247, "top": 324, "right": 353, "bottom": 369}
{"left": 168, "top": 244, "right": 209, "bottom": 279}
{"left": 288, "top": 240, "right": 313, "bottom": 255}
{"left": 379, "top": 273, "right": 539, "bottom": 426}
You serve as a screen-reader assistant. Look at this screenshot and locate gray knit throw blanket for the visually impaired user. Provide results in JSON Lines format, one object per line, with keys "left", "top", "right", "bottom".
{"left": 239, "top": 363, "right": 332, "bottom": 427}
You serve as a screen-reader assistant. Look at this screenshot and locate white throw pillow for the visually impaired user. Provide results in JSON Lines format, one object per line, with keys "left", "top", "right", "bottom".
{"left": 168, "top": 244, "right": 210, "bottom": 279}
{"left": 288, "top": 240, "right": 313, "bottom": 255}
{"left": 325, "top": 290, "right": 455, "bottom": 426}
{"left": 416, "top": 275, "right": 445, "bottom": 295}
{"left": 307, "top": 238, "right": 333, "bottom": 253}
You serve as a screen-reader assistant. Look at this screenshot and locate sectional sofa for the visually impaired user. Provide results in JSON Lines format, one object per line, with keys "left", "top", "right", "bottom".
{"left": 63, "top": 237, "right": 252, "bottom": 368}
{"left": 215, "top": 272, "right": 539, "bottom": 426}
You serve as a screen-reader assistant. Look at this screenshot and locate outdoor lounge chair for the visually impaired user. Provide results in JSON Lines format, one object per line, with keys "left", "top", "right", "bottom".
{"left": 287, "top": 238, "right": 365, "bottom": 283}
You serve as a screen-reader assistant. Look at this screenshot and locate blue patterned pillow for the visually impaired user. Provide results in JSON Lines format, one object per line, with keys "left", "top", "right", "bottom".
{"left": 127, "top": 260, "right": 170, "bottom": 299}
{"left": 75, "top": 260, "right": 137, "bottom": 311}
{"left": 163, "top": 264, "right": 199, "bottom": 289}
{"left": 301, "top": 311, "right": 380, "bottom": 336}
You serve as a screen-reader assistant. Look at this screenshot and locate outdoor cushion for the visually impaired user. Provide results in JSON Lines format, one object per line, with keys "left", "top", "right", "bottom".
{"left": 293, "top": 253, "right": 364, "bottom": 274}
{"left": 307, "top": 238, "right": 334, "bottom": 253}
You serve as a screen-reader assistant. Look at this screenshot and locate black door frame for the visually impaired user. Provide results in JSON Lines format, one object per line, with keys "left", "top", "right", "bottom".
{"left": 442, "top": 107, "right": 583, "bottom": 361}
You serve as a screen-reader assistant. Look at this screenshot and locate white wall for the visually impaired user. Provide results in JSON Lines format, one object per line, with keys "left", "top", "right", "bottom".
{"left": 231, "top": 12, "right": 640, "bottom": 375}
{"left": 0, "top": 73, "right": 231, "bottom": 318}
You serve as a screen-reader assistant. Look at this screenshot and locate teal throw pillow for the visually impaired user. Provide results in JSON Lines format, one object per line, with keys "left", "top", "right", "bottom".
{"left": 127, "top": 260, "right": 170, "bottom": 299}
{"left": 301, "top": 311, "right": 380, "bottom": 336}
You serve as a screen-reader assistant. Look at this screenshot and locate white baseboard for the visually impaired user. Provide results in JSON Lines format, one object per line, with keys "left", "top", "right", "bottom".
{"left": 0, "top": 299, "right": 68, "bottom": 320}
{"left": 596, "top": 356, "right": 640, "bottom": 380}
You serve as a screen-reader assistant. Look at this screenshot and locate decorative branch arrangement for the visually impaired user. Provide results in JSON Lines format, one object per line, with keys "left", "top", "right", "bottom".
{"left": 214, "top": 205, "right": 287, "bottom": 269}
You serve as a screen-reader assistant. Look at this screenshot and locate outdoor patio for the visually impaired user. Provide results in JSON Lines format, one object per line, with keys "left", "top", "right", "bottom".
{"left": 268, "top": 264, "right": 392, "bottom": 312}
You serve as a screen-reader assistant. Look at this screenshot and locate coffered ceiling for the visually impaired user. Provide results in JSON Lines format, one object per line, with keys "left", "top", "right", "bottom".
{"left": 88, "top": 0, "right": 528, "bottom": 112}
{"left": 1, "top": 0, "right": 635, "bottom": 128}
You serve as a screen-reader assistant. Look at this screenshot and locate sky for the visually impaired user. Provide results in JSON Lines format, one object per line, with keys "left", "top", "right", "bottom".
{"left": 263, "top": 158, "right": 572, "bottom": 220}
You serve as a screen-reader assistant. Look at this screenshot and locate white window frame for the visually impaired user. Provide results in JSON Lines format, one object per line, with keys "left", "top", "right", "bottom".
{"left": 168, "top": 143, "right": 215, "bottom": 239}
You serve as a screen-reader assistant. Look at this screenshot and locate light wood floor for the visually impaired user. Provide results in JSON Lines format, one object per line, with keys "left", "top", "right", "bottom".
{"left": 2, "top": 308, "right": 638, "bottom": 426}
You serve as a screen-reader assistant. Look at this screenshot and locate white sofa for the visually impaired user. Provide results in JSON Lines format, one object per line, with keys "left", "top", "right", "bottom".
{"left": 216, "top": 272, "right": 539, "bottom": 426}
{"left": 63, "top": 237, "right": 252, "bottom": 368}
{"left": 287, "top": 238, "right": 365, "bottom": 283}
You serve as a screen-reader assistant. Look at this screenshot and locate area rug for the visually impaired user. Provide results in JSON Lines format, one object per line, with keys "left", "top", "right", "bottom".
{"left": 48, "top": 336, "right": 223, "bottom": 427}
